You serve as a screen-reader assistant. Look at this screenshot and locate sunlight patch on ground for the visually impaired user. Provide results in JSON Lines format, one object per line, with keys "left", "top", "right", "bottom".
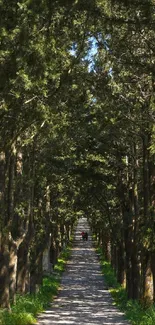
{"left": 37, "top": 218, "right": 130, "bottom": 325}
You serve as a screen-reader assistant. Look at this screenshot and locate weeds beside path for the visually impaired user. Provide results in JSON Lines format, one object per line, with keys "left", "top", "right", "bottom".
{"left": 37, "top": 217, "right": 129, "bottom": 325}
{"left": 0, "top": 246, "right": 70, "bottom": 325}
{"left": 99, "top": 251, "right": 155, "bottom": 325}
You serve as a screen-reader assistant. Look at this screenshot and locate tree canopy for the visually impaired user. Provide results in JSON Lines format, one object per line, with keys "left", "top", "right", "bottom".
{"left": 0, "top": 0, "right": 155, "bottom": 308}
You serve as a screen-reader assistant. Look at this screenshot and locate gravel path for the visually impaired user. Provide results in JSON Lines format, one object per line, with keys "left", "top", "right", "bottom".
{"left": 37, "top": 218, "right": 130, "bottom": 325}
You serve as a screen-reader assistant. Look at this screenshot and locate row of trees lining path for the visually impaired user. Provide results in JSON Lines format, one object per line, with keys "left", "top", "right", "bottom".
{"left": 37, "top": 218, "right": 129, "bottom": 325}
{"left": 1, "top": 0, "right": 155, "bottom": 310}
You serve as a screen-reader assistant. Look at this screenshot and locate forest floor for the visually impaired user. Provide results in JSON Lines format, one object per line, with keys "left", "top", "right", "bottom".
{"left": 36, "top": 218, "right": 130, "bottom": 325}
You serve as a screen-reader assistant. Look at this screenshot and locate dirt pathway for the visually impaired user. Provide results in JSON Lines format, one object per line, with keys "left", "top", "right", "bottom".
{"left": 37, "top": 218, "right": 130, "bottom": 325}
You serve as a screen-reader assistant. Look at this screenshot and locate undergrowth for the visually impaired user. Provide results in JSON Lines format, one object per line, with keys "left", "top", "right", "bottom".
{"left": 0, "top": 245, "right": 71, "bottom": 325}
{"left": 97, "top": 247, "right": 155, "bottom": 325}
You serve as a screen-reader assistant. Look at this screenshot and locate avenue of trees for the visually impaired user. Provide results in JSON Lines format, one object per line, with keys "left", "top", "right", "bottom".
{"left": 0, "top": 0, "right": 155, "bottom": 310}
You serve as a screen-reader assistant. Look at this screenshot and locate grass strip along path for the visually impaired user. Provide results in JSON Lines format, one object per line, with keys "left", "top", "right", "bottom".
{"left": 0, "top": 248, "right": 70, "bottom": 325}
{"left": 37, "top": 217, "right": 129, "bottom": 325}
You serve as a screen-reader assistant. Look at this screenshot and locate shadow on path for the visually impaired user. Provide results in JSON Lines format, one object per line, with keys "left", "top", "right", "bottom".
{"left": 37, "top": 218, "right": 130, "bottom": 325}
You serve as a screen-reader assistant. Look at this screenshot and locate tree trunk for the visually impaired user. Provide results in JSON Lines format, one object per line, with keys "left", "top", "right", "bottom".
{"left": 149, "top": 155, "right": 155, "bottom": 301}
{"left": 141, "top": 250, "right": 153, "bottom": 305}
{"left": 0, "top": 152, "right": 10, "bottom": 308}
{"left": 131, "top": 245, "right": 140, "bottom": 299}
{"left": 0, "top": 151, "right": 5, "bottom": 219}
{"left": 9, "top": 240, "right": 18, "bottom": 304}
{"left": 131, "top": 144, "right": 141, "bottom": 299}
{"left": 124, "top": 214, "right": 133, "bottom": 299}
{"left": 50, "top": 239, "right": 57, "bottom": 267}
{"left": 65, "top": 222, "right": 70, "bottom": 241}
{"left": 117, "top": 239, "right": 125, "bottom": 286}
{"left": 0, "top": 236, "right": 10, "bottom": 309}
{"left": 60, "top": 223, "right": 65, "bottom": 249}
{"left": 151, "top": 252, "right": 155, "bottom": 302}
{"left": 142, "top": 132, "right": 150, "bottom": 218}
{"left": 111, "top": 244, "right": 117, "bottom": 276}
{"left": 101, "top": 230, "right": 111, "bottom": 262}
{"left": 0, "top": 145, "right": 16, "bottom": 309}
{"left": 16, "top": 241, "right": 30, "bottom": 294}
{"left": 7, "top": 144, "right": 16, "bottom": 222}
{"left": 30, "top": 251, "right": 43, "bottom": 294}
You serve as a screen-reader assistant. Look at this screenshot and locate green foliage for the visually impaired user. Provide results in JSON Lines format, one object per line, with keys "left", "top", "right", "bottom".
{"left": 1, "top": 0, "right": 155, "bottom": 312}
{"left": 54, "top": 259, "right": 66, "bottom": 273}
{"left": 140, "top": 307, "right": 155, "bottom": 325}
{"left": 98, "top": 247, "right": 155, "bottom": 325}
{"left": 0, "top": 311, "right": 36, "bottom": 325}
{"left": 0, "top": 275, "right": 59, "bottom": 325}
{"left": 54, "top": 246, "right": 71, "bottom": 273}
{"left": 0, "top": 246, "right": 71, "bottom": 325}
{"left": 101, "top": 260, "right": 118, "bottom": 288}
{"left": 97, "top": 247, "right": 119, "bottom": 288}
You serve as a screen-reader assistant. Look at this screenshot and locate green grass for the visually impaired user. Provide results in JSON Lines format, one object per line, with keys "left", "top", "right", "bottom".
{"left": 0, "top": 246, "right": 71, "bottom": 325}
{"left": 97, "top": 247, "right": 155, "bottom": 325}
{"left": 54, "top": 246, "right": 71, "bottom": 273}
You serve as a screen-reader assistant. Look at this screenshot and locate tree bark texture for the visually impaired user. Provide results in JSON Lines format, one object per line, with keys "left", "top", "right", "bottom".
{"left": 16, "top": 241, "right": 30, "bottom": 294}
{"left": 0, "top": 236, "right": 10, "bottom": 309}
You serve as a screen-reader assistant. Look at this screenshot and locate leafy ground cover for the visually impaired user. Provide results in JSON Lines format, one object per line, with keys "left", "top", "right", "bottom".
{"left": 97, "top": 247, "right": 155, "bottom": 325}
{"left": 0, "top": 246, "right": 71, "bottom": 325}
